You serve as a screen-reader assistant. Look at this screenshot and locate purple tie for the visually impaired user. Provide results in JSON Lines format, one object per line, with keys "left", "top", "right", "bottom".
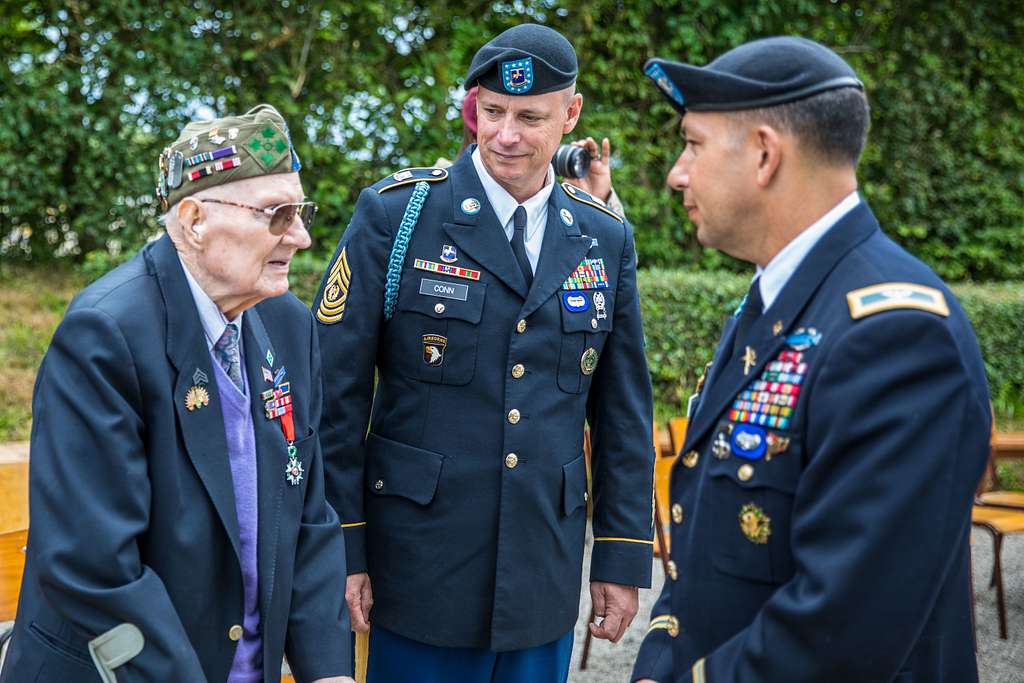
{"left": 214, "top": 323, "right": 244, "bottom": 391}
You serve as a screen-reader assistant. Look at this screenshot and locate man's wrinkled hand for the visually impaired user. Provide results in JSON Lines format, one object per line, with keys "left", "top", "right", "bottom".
{"left": 345, "top": 572, "right": 373, "bottom": 633}
{"left": 588, "top": 580, "right": 639, "bottom": 643}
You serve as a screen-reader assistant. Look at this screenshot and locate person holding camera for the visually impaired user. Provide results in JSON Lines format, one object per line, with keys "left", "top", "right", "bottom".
{"left": 313, "top": 22, "right": 654, "bottom": 683}
{"left": 562, "top": 136, "right": 626, "bottom": 217}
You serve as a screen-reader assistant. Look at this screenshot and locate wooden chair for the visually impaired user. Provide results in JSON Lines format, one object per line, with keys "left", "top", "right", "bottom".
{"left": 0, "top": 460, "right": 29, "bottom": 661}
{"left": 971, "top": 505, "right": 1024, "bottom": 639}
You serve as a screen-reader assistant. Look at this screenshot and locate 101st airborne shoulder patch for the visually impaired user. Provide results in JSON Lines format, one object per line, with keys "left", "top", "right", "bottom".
{"left": 846, "top": 282, "right": 949, "bottom": 320}
{"left": 316, "top": 247, "right": 351, "bottom": 324}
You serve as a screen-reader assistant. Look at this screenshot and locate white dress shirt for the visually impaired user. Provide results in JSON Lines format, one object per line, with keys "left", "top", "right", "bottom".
{"left": 178, "top": 254, "right": 245, "bottom": 355}
{"left": 471, "top": 148, "right": 555, "bottom": 274}
{"left": 755, "top": 191, "right": 861, "bottom": 312}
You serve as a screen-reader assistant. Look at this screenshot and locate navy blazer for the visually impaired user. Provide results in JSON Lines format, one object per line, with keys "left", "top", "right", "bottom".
{"left": 631, "top": 202, "right": 990, "bottom": 683}
{"left": 1, "top": 235, "right": 350, "bottom": 683}
{"left": 314, "top": 152, "right": 655, "bottom": 651}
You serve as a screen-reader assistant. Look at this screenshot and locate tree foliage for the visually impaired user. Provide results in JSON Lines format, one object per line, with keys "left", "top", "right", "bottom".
{"left": 1, "top": 1, "right": 1021, "bottom": 280}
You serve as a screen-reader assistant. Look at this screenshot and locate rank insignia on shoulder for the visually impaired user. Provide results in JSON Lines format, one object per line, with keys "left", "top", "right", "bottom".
{"left": 560, "top": 182, "right": 624, "bottom": 223}
{"left": 316, "top": 246, "right": 351, "bottom": 324}
{"left": 739, "top": 502, "right": 771, "bottom": 544}
{"left": 847, "top": 282, "right": 949, "bottom": 319}
{"left": 377, "top": 167, "right": 449, "bottom": 194}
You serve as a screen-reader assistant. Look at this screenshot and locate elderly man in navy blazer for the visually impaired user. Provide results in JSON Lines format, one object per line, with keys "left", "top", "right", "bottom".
{"left": 632, "top": 38, "right": 990, "bottom": 683}
{"left": 0, "top": 105, "right": 353, "bottom": 683}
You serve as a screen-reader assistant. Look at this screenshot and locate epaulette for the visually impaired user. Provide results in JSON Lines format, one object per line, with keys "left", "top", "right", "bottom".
{"left": 377, "top": 167, "right": 449, "bottom": 194}
{"left": 846, "top": 282, "right": 949, "bottom": 320}
{"left": 560, "top": 182, "right": 624, "bottom": 224}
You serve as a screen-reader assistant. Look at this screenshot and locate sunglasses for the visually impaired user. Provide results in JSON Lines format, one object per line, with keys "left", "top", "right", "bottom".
{"left": 199, "top": 198, "right": 318, "bottom": 235}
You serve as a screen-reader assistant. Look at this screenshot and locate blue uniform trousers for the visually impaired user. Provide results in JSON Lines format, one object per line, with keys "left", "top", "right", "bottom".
{"left": 366, "top": 626, "right": 573, "bottom": 683}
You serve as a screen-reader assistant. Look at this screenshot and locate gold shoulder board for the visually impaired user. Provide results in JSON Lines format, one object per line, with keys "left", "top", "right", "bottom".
{"left": 560, "top": 182, "right": 624, "bottom": 224}
{"left": 846, "top": 282, "right": 949, "bottom": 319}
{"left": 378, "top": 167, "right": 449, "bottom": 194}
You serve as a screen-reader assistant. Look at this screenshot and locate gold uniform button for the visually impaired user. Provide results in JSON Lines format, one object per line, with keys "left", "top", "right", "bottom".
{"left": 511, "top": 364, "right": 525, "bottom": 379}
{"left": 738, "top": 464, "right": 754, "bottom": 481}
{"left": 507, "top": 409, "right": 521, "bottom": 424}
{"left": 374, "top": 479, "right": 384, "bottom": 490}
{"left": 682, "top": 451, "right": 699, "bottom": 468}
{"left": 667, "top": 560, "right": 679, "bottom": 581}
{"left": 667, "top": 616, "right": 680, "bottom": 638}
{"left": 228, "top": 624, "right": 243, "bottom": 641}
{"left": 516, "top": 319, "right": 527, "bottom": 334}
{"left": 434, "top": 302, "right": 446, "bottom": 314}
{"left": 505, "top": 453, "right": 519, "bottom": 469}
{"left": 671, "top": 503, "right": 684, "bottom": 525}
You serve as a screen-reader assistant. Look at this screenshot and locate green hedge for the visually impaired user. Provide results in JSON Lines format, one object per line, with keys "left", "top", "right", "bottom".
{"left": 636, "top": 271, "right": 1024, "bottom": 422}
{"left": 287, "top": 257, "right": 1024, "bottom": 421}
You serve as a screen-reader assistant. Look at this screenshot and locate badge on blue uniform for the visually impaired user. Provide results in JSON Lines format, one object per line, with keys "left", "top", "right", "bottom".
{"left": 502, "top": 57, "right": 534, "bottom": 93}
{"left": 786, "top": 327, "right": 822, "bottom": 351}
{"left": 461, "top": 197, "right": 481, "bottom": 215}
{"left": 731, "top": 424, "right": 767, "bottom": 460}
{"left": 440, "top": 244, "right": 458, "bottom": 263}
{"left": 562, "top": 291, "right": 590, "bottom": 312}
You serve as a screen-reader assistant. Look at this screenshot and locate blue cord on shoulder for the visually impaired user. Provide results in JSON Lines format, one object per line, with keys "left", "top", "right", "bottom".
{"left": 383, "top": 180, "right": 431, "bottom": 320}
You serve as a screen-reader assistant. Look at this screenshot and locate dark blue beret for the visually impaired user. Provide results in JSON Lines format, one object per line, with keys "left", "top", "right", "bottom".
{"left": 644, "top": 36, "right": 863, "bottom": 114}
{"left": 466, "top": 23, "right": 578, "bottom": 96}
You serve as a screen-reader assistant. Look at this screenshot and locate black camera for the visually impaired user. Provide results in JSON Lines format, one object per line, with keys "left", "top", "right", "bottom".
{"left": 553, "top": 144, "right": 591, "bottom": 179}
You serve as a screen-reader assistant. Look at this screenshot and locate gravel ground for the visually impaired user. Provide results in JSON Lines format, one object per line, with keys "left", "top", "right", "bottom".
{"left": 2, "top": 530, "right": 1022, "bottom": 681}
{"left": 569, "top": 528, "right": 1024, "bottom": 682}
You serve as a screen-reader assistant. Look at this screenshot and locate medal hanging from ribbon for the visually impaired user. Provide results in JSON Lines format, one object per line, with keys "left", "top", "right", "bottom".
{"left": 261, "top": 365, "right": 303, "bottom": 485}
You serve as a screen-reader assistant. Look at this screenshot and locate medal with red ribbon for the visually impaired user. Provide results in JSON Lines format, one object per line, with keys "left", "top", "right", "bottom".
{"left": 261, "top": 365, "right": 303, "bottom": 485}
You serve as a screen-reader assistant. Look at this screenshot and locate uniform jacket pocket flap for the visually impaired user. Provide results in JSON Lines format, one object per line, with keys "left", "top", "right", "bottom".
{"left": 562, "top": 452, "right": 588, "bottom": 516}
{"left": 399, "top": 271, "right": 487, "bottom": 324}
{"left": 707, "top": 443, "right": 802, "bottom": 494}
{"left": 559, "top": 290, "right": 614, "bottom": 333}
{"left": 365, "top": 432, "right": 445, "bottom": 505}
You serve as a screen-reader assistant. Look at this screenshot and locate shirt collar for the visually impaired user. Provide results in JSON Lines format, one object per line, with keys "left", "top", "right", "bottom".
{"left": 755, "top": 191, "right": 861, "bottom": 312}
{"left": 471, "top": 147, "right": 554, "bottom": 238}
{"left": 178, "top": 254, "right": 244, "bottom": 351}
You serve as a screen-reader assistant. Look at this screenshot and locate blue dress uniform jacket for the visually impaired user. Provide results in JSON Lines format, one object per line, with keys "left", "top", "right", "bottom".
{"left": 0, "top": 235, "right": 350, "bottom": 683}
{"left": 631, "top": 202, "right": 990, "bottom": 683}
{"left": 314, "top": 152, "right": 655, "bottom": 652}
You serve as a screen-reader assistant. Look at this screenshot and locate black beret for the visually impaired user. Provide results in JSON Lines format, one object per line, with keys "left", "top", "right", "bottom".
{"left": 644, "top": 36, "right": 864, "bottom": 114}
{"left": 466, "top": 23, "right": 578, "bottom": 96}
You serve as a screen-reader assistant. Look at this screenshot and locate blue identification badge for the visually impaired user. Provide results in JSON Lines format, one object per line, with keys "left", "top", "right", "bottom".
{"left": 731, "top": 424, "right": 767, "bottom": 460}
{"left": 562, "top": 291, "right": 590, "bottom": 312}
{"left": 786, "top": 327, "right": 822, "bottom": 351}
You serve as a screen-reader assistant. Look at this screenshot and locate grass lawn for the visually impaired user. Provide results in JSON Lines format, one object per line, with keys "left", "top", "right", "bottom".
{"left": 1, "top": 262, "right": 1022, "bottom": 491}
{"left": 0, "top": 266, "right": 84, "bottom": 442}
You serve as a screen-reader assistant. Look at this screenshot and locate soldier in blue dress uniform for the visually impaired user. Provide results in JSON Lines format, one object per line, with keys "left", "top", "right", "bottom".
{"left": 632, "top": 37, "right": 991, "bottom": 683}
{"left": 313, "top": 23, "right": 655, "bottom": 683}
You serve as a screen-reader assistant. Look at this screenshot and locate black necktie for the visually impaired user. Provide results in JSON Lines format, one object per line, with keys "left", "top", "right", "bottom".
{"left": 510, "top": 206, "right": 533, "bottom": 288}
{"left": 731, "top": 277, "right": 763, "bottom": 358}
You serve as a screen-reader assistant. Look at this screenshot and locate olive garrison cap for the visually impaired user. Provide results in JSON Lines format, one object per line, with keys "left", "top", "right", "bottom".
{"left": 465, "top": 23, "right": 578, "bottom": 96}
{"left": 644, "top": 36, "right": 863, "bottom": 114}
{"left": 155, "top": 104, "right": 301, "bottom": 210}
